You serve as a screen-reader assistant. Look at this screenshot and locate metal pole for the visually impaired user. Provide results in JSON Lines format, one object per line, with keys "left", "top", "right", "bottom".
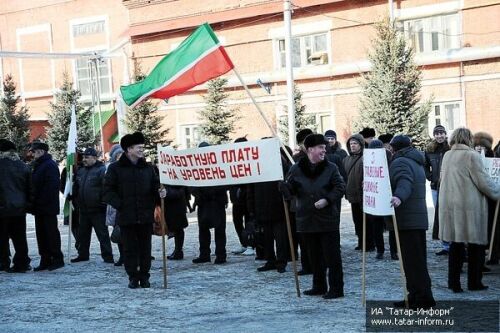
{"left": 94, "top": 57, "right": 106, "bottom": 155}
{"left": 389, "top": 0, "right": 395, "bottom": 22}
{"left": 284, "top": 0, "right": 296, "bottom": 148}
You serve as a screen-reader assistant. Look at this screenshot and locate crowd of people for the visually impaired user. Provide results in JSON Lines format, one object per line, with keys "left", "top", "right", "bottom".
{"left": 1, "top": 124, "right": 499, "bottom": 307}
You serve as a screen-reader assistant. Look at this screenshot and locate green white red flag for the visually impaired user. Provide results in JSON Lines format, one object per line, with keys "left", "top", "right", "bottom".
{"left": 120, "top": 23, "right": 234, "bottom": 107}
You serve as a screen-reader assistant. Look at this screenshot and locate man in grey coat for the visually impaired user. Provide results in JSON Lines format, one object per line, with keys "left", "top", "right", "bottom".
{"left": 389, "top": 135, "right": 435, "bottom": 309}
{"left": 71, "top": 148, "right": 113, "bottom": 263}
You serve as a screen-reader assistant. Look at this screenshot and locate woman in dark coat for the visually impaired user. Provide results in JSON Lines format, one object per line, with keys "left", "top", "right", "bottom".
{"left": 164, "top": 185, "right": 190, "bottom": 260}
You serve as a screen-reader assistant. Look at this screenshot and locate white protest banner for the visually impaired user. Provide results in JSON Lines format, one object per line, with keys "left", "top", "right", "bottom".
{"left": 363, "top": 148, "right": 394, "bottom": 216}
{"left": 484, "top": 158, "right": 500, "bottom": 185}
{"left": 158, "top": 138, "right": 283, "bottom": 186}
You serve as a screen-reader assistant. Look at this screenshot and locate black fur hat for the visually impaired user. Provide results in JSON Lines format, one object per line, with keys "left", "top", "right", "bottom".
{"left": 30, "top": 141, "right": 49, "bottom": 152}
{"left": 296, "top": 129, "right": 314, "bottom": 144}
{"left": 359, "top": 127, "right": 376, "bottom": 139}
{"left": 378, "top": 134, "right": 394, "bottom": 144}
{"left": 304, "top": 134, "right": 328, "bottom": 149}
{"left": 120, "top": 132, "right": 145, "bottom": 151}
{"left": 0, "top": 139, "right": 16, "bottom": 152}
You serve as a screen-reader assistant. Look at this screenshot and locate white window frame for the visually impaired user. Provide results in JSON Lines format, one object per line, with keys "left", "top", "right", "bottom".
{"left": 269, "top": 21, "right": 332, "bottom": 70}
{"left": 179, "top": 124, "right": 202, "bottom": 149}
{"left": 273, "top": 32, "right": 331, "bottom": 70}
{"left": 428, "top": 100, "right": 464, "bottom": 137}
{"left": 16, "top": 23, "right": 56, "bottom": 103}
{"left": 400, "top": 13, "right": 460, "bottom": 54}
{"left": 69, "top": 16, "right": 113, "bottom": 103}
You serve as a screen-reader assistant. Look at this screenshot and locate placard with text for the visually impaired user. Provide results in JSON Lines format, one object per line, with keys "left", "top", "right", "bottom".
{"left": 157, "top": 138, "right": 283, "bottom": 186}
{"left": 363, "top": 148, "right": 394, "bottom": 216}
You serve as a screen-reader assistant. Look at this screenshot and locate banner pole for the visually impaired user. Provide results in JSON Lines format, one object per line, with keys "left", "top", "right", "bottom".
{"left": 232, "top": 68, "right": 294, "bottom": 165}
{"left": 282, "top": 198, "right": 301, "bottom": 297}
{"left": 487, "top": 201, "right": 499, "bottom": 262}
{"left": 392, "top": 214, "right": 408, "bottom": 308}
{"left": 160, "top": 185, "right": 168, "bottom": 289}
{"left": 361, "top": 212, "right": 367, "bottom": 307}
{"left": 67, "top": 165, "right": 73, "bottom": 264}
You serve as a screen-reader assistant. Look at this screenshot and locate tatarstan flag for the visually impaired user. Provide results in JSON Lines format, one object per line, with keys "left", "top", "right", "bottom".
{"left": 121, "top": 23, "right": 234, "bottom": 107}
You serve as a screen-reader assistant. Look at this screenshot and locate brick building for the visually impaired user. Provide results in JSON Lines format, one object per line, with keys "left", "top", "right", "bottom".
{"left": 1, "top": 0, "right": 499, "bottom": 151}
{"left": 0, "top": 0, "right": 130, "bottom": 152}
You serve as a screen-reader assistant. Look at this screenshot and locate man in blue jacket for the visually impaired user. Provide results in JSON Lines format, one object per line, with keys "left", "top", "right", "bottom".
{"left": 30, "top": 142, "right": 64, "bottom": 271}
{"left": 71, "top": 148, "right": 113, "bottom": 264}
{"left": 389, "top": 135, "right": 435, "bottom": 309}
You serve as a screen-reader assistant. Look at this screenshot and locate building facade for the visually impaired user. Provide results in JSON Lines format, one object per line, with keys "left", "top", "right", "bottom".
{"left": 1, "top": 0, "right": 499, "bottom": 151}
{"left": 0, "top": 0, "right": 130, "bottom": 152}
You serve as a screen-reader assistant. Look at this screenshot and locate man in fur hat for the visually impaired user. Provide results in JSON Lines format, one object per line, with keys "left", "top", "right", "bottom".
{"left": 30, "top": 141, "right": 65, "bottom": 271}
{"left": 424, "top": 125, "right": 450, "bottom": 255}
{"left": 280, "top": 134, "right": 346, "bottom": 299}
{"left": 103, "top": 132, "right": 164, "bottom": 288}
{"left": 359, "top": 127, "right": 376, "bottom": 147}
{"left": 0, "top": 139, "right": 33, "bottom": 272}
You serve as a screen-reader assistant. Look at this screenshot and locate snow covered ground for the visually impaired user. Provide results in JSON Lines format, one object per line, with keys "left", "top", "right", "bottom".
{"left": 1, "top": 196, "right": 499, "bottom": 332}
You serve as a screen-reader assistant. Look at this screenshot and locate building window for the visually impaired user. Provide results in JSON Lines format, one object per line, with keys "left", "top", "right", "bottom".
{"left": 401, "top": 13, "right": 460, "bottom": 53}
{"left": 277, "top": 33, "right": 329, "bottom": 68}
{"left": 75, "top": 57, "right": 112, "bottom": 100}
{"left": 428, "top": 101, "right": 462, "bottom": 136}
{"left": 72, "top": 20, "right": 105, "bottom": 37}
{"left": 181, "top": 125, "right": 202, "bottom": 149}
{"left": 316, "top": 113, "right": 331, "bottom": 134}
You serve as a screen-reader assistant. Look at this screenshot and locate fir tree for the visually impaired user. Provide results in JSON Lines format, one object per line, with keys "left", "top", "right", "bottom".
{"left": 0, "top": 74, "right": 30, "bottom": 151}
{"left": 357, "top": 19, "right": 431, "bottom": 148}
{"left": 46, "top": 72, "right": 97, "bottom": 162}
{"left": 199, "top": 77, "right": 237, "bottom": 145}
{"left": 279, "top": 84, "right": 315, "bottom": 144}
{"left": 124, "top": 66, "right": 170, "bottom": 159}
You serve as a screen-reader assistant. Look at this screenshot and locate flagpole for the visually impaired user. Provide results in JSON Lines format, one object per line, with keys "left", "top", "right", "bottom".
{"left": 232, "top": 68, "right": 294, "bottom": 164}
{"left": 392, "top": 215, "right": 408, "bottom": 308}
{"left": 284, "top": 0, "right": 296, "bottom": 149}
{"left": 94, "top": 57, "right": 106, "bottom": 155}
{"left": 67, "top": 165, "right": 73, "bottom": 263}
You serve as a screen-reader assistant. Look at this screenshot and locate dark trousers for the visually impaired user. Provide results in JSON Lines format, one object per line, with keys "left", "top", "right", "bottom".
{"left": 34, "top": 214, "right": 64, "bottom": 265}
{"left": 77, "top": 211, "right": 113, "bottom": 260}
{"left": 199, "top": 220, "right": 226, "bottom": 259}
{"left": 399, "top": 229, "right": 434, "bottom": 304}
{"left": 174, "top": 229, "right": 185, "bottom": 252}
{"left": 290, "top": 212, "right": 311, "bottom": 271}
{"left": 449, "top": 242, "right": 485, "bottom": 289}
{"left": 352, "top": 203, "right": 374, "bottom": 249}
{"left": 371, "top": 215, "right": 397, "bottom": 255}
{"left": 263, "top": 220, "right": 288, "bottom": 269}
{"left": 121, "top": 223, "right": 152, "bottom": 281}
{"left": 232, "top": 204, "right": 246, "bottom": 247}
{"left": 303, "top": 231, "right": 344, "bottom": 294}
{"left": 0, "top": 216, "right": 30, "bottom": 268}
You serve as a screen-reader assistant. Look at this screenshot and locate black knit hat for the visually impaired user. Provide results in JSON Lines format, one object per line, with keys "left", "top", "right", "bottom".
{"left": 198, "top": 141, "right": 210, "bottom": 148}
{"left": 82, "top": 147, "right": 98, "bottom": 156}
{"left": 120, "top": 132, "right": 145, "bottom": 151}
{"left": 378, "top": 134, "right": 394, "bottom": 144}
{"left": 0, "top": 139, "right": 16, "bottom": 152}
{"left": 30, "top": 141, "right": 49, "bottom": 152}
{"left": 368, "top": 139, "right": 384, "bottom": 149}
{"left": 324, "top": 130, "right": 337, "bottom": 139}
{"left": 304, "top": 134, "right": 328, "bottom": 149}
{"left": 390, "top": 135, "right": 412, "bottom": 152}
{"left": 433, "top": 125, "right": 446, "bottom": 135}
{"left": 296, "top": 129, "right": 313, "bottom": 144}
{"left": 360, "top": 127, "right": 376, "bottom": 139}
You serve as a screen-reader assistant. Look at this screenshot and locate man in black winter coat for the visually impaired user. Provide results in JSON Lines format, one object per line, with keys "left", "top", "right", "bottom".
{"left": 103, "top": 132, "right": 162, "bottom": 289}
{"left": 30, "top": 141, "right": 64, "bottom": 271}
{"left": 389, "top": 135, "right": 436, "bottom": 309}
{"left": 71, "top": 148, "right": 113, "bottom": 264}
{"left": 248, "top": 146, "right": 292, "bottom": 273}
{"left": 191, "top": 142, "right": 228, "bottom": 265}
{"left": 0, "top": 139, "right": 33, "bottom": 272}
{"left": 281, "top": 134, "right": 346, "bottom": 299}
